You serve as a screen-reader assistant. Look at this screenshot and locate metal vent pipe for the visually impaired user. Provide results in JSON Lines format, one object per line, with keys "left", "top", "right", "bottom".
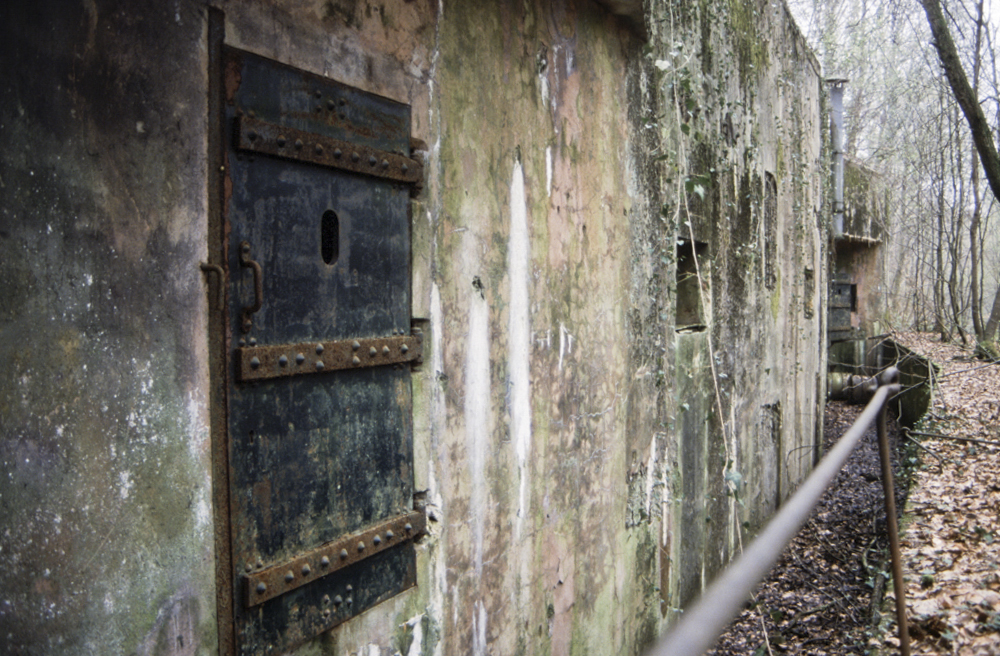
{"left": 828, "top": 78, "right": 848, "bottom": 236}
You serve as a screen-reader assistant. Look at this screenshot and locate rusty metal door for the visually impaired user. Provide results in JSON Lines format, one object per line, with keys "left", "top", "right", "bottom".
{"left": 221, "top": 48, "right": 424, "bottom": 656}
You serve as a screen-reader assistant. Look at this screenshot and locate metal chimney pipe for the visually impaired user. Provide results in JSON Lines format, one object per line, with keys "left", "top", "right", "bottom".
{"left": 827, "top": 78, "right": 848, "bottom": 237}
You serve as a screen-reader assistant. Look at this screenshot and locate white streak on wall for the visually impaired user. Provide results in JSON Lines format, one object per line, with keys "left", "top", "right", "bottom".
{"left": 465, "top": 279, "right": 490, "bottom": 582}
{"left": 645, "top": 437, "right": 657, "bottom": 519}
{"left": 429, "top": 282, "right": 448, "bottom": 656}
{"left": 508, "top": 160, "right": 532, "bottom": 533}
{"left": 558, "top": 323, "right": 574, "bottom": 372}
{"left": 545, "top": 146, "right": 553, "bottom": 198}
{"left": 472, "top": 600, "right": 488, "bottom": 656}
{"left": 539, "top": 63, "right": 550, "bottom": 111}
{"left": 405, "top": 615, "right": 424, "bottom": 656}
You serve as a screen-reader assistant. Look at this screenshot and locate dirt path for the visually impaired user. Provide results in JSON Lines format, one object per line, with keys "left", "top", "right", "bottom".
{"left": 886, "top": 333, "right": 1000, "bottom": 655}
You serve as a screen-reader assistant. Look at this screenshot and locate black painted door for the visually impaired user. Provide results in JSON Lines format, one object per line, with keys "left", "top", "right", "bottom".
{"left": 222, "top": 47, "right": 423, "bottom": 656}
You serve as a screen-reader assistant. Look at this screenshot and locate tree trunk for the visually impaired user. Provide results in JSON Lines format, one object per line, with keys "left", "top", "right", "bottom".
{"left": 985, "top": 286, "right": 1000, "bottom": 341}
{"left": 921, "top": 0, "right": 1000, "bottom": 205}
{"left": 969, "top": 0, "right": 986, "bottom": 339}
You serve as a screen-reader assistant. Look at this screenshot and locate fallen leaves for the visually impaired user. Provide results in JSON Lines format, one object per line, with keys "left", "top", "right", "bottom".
{"left": 708, "top": 332, "right": 1000, "bottom": 655}
{"left": 709, "top": 401, "right": 905, "bottom": 654}
{"left": 887, "top": 332, "right": 1000, "bottom": 655}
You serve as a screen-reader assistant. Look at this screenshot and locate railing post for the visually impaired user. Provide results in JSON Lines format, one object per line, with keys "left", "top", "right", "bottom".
{"left": 876, "top": 367, "right": 910, "bottom": 656}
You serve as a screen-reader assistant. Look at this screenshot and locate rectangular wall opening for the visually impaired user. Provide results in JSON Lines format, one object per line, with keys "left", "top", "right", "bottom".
{"left": 676, "top": 239, "right": 709, "bottom": 332}
{"left": 764, "top": 172, "right": 777, "bottom": 291}
{"left": 804, "top": 267, "right": 815, "bottom": 319}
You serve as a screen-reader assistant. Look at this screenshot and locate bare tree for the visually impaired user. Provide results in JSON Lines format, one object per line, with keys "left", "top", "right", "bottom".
{"left": 921, "top": 0, "right": 1000, "bottom": 345}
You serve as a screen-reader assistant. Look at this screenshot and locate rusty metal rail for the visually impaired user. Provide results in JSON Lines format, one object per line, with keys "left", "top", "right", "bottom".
{"left": 649, "top": 367, "right": 909, "bottom": 656}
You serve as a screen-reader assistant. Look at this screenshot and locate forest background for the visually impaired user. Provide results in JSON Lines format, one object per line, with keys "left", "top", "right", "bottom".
{"left": 788, "top": 0, "right": 1000, "bottom": 352}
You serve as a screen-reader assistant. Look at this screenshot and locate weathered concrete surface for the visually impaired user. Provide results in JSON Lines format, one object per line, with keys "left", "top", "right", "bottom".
{"left": 0, "top": 1, "right": 214, "bottom": 654}
{"left": 647, "top": 0, "right": 826, "bottom": 616}
{"left": 0, "top": 0, "right": 828, "bottom": 655}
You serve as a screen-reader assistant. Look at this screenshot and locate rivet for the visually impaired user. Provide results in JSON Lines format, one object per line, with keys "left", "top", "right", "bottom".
{"left": 245, "top": 563, "right": 253, "bottom": 572}
{"left": 320, "top": 556, "right": 330, "bottom": 567}
{"left": 314, "top": 90, "right": 322, "bottom": 99}
{"left": 327, "top": 99, "right": 336, "bottom": 110}
{"left": 315, "top": 144, "right": 324, "bottom": 155}
{"left": 322, "top": 608, "right": 331, "bottom": 618}
{"left": 357, "top": 541, "right": 365, "bottom": 552}
{"left": 352, "top": 340, "right": 361, "bottom": 350}
{"left": 242, "top": 242, "right": 251, "bottom": 254}
{"left": 295, "top": 139, "right": 303, "bottom": 149}
{"left": 256, "top": 559, "right": 264, "bottom": 568}
{"left": 278, "top": 355, "right": 288, "bottom": 367}
{"left": 250, "top": 356, "right": 260, "bottom": 369}
{"left": 340, "top": 98, "right": 347, "bottom": 106}
{"left": 322, "top": 594, "right": 331, "bottom": 605}
{"left": 401, "top": 163, "right": 409, "bottom": 174}
{"left": 239, "top": 338, "right": 247, "bottom": 347}
{"left": 352, "top": 356, "right": 361, "bottom": 365}
{"left": 333, "top": 595, "right": 343, "bottom": 606}
{"left": 316, "top": 344, "right": 324, "bottom": 354}
{"left": 346, "top": 596, "right": 353, "bottom": 606}
{"left": 382, "top": 346, "right": 390, "bottom": 355}
{"left": 285, "top": 571, "right": 294, "bottom": 583}
{"left": 373, "top": 535, "right": 381, "bottom": 546}
{"left": 256, "top": 582, "right": 267, "bottom": 594}
{"left": 296, "top": 353, "right": 305, "bottom": 365}
{"left": 316, "top": 360, "right": 325, "bottom": 371}
{"left": 386, "top": 530, "right": 394, "bottom": 539}
{"left": 277, "top": 135, "right": 286, "bottom": 147}
{"left": 248, "top": 130, "right": 258, "bottom": 141}
{"left": 248, "top": 337, "right": 257, "bottom": 346}
{"left": 301, "top": 564, "right": 311, "bottom": 576}
{"left": 340, "top": 549, "right": 348, "bottom": 560}
{"left": 405, "top": 523, "right": 413, "bottom": 532}
{"left": 369, "top": 347, "right": 377, "bottom": 357}
{"left": 381, "top": 159, "right": 389, "bottom": 169}
{"left": 351, "top": 152, "right": 360, "bottom": 163}
{"left": 346, "top": 585, "right": 353, "bottom": 592}
{"left": 369, "top": 155, "right": 378, "bottom": 166}
{"left": 334, "top": 148, "right": 342, "bottom": 158}
{"left": 401, "top": 344, "right": 409, "bottom": 354}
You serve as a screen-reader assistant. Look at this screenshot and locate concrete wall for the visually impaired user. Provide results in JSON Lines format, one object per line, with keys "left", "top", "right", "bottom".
{"left": 644, "top": 0, "right": 826, "bottom": 609}
{"left": 0, "top": 1, "right": 826, "bottom": 655}
{"left": 0, "top": 2, "right": 215, "bottom": 654}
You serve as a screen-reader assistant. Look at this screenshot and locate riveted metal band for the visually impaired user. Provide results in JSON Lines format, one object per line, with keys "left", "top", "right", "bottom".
{"left": 236, "top": 333, "right": 423, "bottom": 382}
{"left": 234, "top": 116, "right": 422, "bottom": 184}
{"left": 244, "top": 510, "right": 426, "bottom": 607}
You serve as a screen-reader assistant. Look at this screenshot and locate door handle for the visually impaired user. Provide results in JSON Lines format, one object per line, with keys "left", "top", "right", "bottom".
{"left": 239, "top": 240, "right": 263, "bottom": 333}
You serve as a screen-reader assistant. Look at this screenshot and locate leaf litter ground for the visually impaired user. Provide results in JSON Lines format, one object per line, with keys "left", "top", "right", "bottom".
{"left": 707, "top": 333, "right": 1000, "bottom": 655}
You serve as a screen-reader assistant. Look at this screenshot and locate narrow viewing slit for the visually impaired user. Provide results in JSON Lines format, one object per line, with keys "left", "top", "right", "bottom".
{"left": 322, "top": 209, "right": 339, "bottom": 265}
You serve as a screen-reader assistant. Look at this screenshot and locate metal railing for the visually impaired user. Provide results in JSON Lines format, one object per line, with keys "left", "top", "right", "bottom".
{"left": 649, "top": 367, "right": 909, "bottom": 656}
